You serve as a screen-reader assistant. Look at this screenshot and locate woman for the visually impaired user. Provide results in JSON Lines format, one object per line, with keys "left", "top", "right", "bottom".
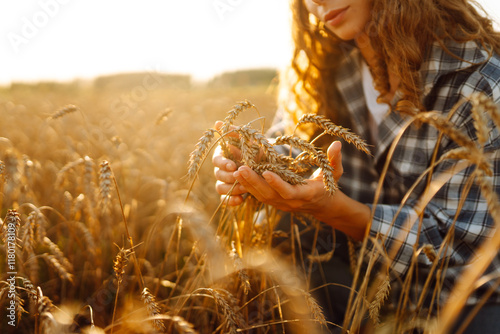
{"left": 213, "top": 0, "right": 500, "bottom": 332}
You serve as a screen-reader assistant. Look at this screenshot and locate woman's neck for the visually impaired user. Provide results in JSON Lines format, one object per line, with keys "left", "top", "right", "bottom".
{"left": 355, "top": 33, "right": 400, "bottom": 102}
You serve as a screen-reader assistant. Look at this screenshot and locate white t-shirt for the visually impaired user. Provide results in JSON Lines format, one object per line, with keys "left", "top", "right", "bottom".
{"left": 361, "top": 61, "right": 388, "bottom": 142}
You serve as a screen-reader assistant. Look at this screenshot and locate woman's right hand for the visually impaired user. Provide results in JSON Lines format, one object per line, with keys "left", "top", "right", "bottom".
{"left": 212, "top": 121, "right": 248, "bottom": 206}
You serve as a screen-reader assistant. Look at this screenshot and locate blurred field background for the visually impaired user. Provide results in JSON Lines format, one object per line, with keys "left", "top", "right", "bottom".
{"left": 1, "top": 70, "right": 328, "bottom": 334}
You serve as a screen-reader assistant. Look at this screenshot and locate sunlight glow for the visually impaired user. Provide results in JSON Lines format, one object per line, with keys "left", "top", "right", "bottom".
{"left": 0, "top": 0, "right": 498, "bottom": 85}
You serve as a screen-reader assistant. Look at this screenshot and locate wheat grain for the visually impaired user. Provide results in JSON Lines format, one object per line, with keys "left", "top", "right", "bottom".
{"left": 141, "top": 287, "right": 166, "bottom": 332}
{"left": 113, "top": 246, "right": 131, "bottom": 285}
{"left": 0, "top": 160, "right": 5, "bottom": 178}
{"left": 220, "top": 100, "right": 256, "bottom": 134}
{"left": 275, "top": 135, "right": 337, "bottom": 194}
{"left": 56, "top": 157, "right": 84, "bottom": 186}
{"left": 475, "top": 170, "right": 500, "bottom": 221}
{"left": 170, "top": 315, "right": 198, "bottom": 334}
{"left": 74, "top": 221, "right": 96, "bottom": 256}
{"left": 186, "top": 128, "right": 217, "bottom": 181}
{"left": 470, "top": 93, "right": 500, "bottom": 130}
{"left": 440, "top": 147, "right": 492, "bottom": 176}
{"left": 368, "top": 273, "right": 391, "bottom": 325}
{"left": 304, "top": 290, "right": 327, "bottom": 327}
{"left": 99, "top": 161, "right": 112, "bottom": 208}
{"left": 416, "top": 112, "right": 477, "bottom": 151}
{"left": 83, "top": 156, "right": 96, "bottom": 198}
{"left": 43, "top": 236, "right": 73, "bottom": 272}
{"left": 22, "top": 155, "right": 34, "bottom": 182}
{"left": 347, "top": 237, "right": 358, "bottom": 275}
{"left": 296, "top": 114, "right": 370, "bottom": 154}
{"left": 238, "top": 124, "right": 281, "bottom": 164}
{"left": 155, "top": 108, "right": 173, "bottom": 125}
{"left": 49, "top": 104, "right": 79, "bottom": 119}
{"left": 21, "top": 211, "right": 37, "bottom": 256}
{"left": 421, "top": 244, "right": 437, "bottom": 262}
{"left": 308, "top": 249, "right": 334, "bottom": 263}
{"left": 38, "top": 296, "right": 56, "bottom": 332}
{"left": 252, "top": 163, "right": 306, "bottom": 185}
{"left": 42, "top": 254, "right": 74, "bottom": 282}
{"left": 470, "top": 99, "right": 490, "bottom": 147}
{"left": 229, "top": 242, "right": 251, "bottom": 294}
{"left": 204, "top": 288, "right": 246, "bottom": 334}
{"left": 21, "top": 277, "right": 38, "bottom": 303}
{"left": 63, "top": 191, "right": 73, "bottom": 218}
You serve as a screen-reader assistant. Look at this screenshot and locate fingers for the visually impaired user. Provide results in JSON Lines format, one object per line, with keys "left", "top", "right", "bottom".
{"left": 327, "top": 141, "right": 344, "bottom": 180}
{"left": 215, "top": 180, "right": 246, "bottom": 196}
{"left": 233, "top": 166, "right": 272, "bottom": 201}
{"left": 261, "top": 171, "right": 298, "bottom": 200}
{"left": 220, "top": 194, "right": 244, "bottom": 206}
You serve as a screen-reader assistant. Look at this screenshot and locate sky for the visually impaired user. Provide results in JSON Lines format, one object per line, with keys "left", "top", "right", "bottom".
{"left": 1, "top": 0, "right": 499, "bottom": 85}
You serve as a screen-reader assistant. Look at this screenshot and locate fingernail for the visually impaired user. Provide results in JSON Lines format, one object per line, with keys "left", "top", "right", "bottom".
{"left": 226, "top": 162, "right": 235, "bottom": 171}
{"left": 233, "top": 171, "right": 240, "bottom": 178}
{"left": 238, "top": 168, "right": 248, "bottom": 178}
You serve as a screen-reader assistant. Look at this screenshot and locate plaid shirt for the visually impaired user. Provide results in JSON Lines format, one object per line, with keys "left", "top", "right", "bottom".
{"left": 270, "top": 39, "right": 500, "bottom": 308}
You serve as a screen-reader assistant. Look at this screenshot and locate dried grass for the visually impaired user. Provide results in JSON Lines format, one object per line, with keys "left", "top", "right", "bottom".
{"left": 0, "top": 83, "right": 498, "bottom": 334}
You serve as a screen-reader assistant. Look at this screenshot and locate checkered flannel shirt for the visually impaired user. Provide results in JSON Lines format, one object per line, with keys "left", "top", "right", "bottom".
{"left": 268, "top": 39, "right": 500, "bottom": 308}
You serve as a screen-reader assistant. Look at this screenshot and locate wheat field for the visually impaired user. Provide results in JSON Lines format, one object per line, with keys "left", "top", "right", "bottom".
{"left": 0, "top": 72, "right": 499, "bottom": 334}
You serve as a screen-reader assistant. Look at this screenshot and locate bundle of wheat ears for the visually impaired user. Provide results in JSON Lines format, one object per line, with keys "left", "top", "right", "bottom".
{"left": 187, "top": 100, "right": 370, "bottom": 198}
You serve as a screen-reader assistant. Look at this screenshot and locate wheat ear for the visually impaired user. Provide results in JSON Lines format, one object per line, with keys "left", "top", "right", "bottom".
{"left": 111, "top": 245, "right": 132, "bottom": 334}
{"left": 275, "top": 135, "right": 337, "bottom": 194}
{"left": 304, "top": 290, "right": 328, "bottom": 327}
{"left": 141, "top": 287, "right": 166, "bottom": 332}
{"left": 296, "top": 114, "right": 370, "bottom": 154}
{"left": 48, "top": 104, "right": 79, "bottom": 119}
{"left": 155, "top": 107, "right": 173, "bottom": 125}
{"left": 186, "top": 128, "right": 217, "bottom": 181}
{"left": 368, "top": 273, "right": 391, "bottom": 325}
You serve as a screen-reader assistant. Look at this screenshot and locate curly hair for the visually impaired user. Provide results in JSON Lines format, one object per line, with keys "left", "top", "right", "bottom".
{"left": 282, "top": 0, "right": 500, "bottom": 137}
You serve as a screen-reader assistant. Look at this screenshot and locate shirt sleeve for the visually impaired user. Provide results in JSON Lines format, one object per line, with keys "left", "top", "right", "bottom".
{"left": 366, "top": 100, "right": 500, "bottom": 279}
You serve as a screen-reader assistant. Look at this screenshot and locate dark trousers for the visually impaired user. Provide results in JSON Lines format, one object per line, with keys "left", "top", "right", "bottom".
{"left": 271, "top": 212, "right": 354, "bottom": 332}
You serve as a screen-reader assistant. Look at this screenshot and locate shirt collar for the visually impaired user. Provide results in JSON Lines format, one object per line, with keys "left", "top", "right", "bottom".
{"left": 420, "top": 39, "right": 490, "bottom": 96}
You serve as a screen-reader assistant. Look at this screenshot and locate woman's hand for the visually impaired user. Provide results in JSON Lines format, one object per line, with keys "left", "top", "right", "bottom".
{"left": 232, "top": 140, "right": 370, "bottom": 241}
{"left": 233, "top": 141, "right": 344, "bottom": 212}
{"left": 212, "top": 121, "right": 248, "bottom": 206}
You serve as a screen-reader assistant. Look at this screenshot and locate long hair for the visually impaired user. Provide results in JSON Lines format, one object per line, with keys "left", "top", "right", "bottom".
{"left": 282, "top": 0, "right": 500, "bottom": 136}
